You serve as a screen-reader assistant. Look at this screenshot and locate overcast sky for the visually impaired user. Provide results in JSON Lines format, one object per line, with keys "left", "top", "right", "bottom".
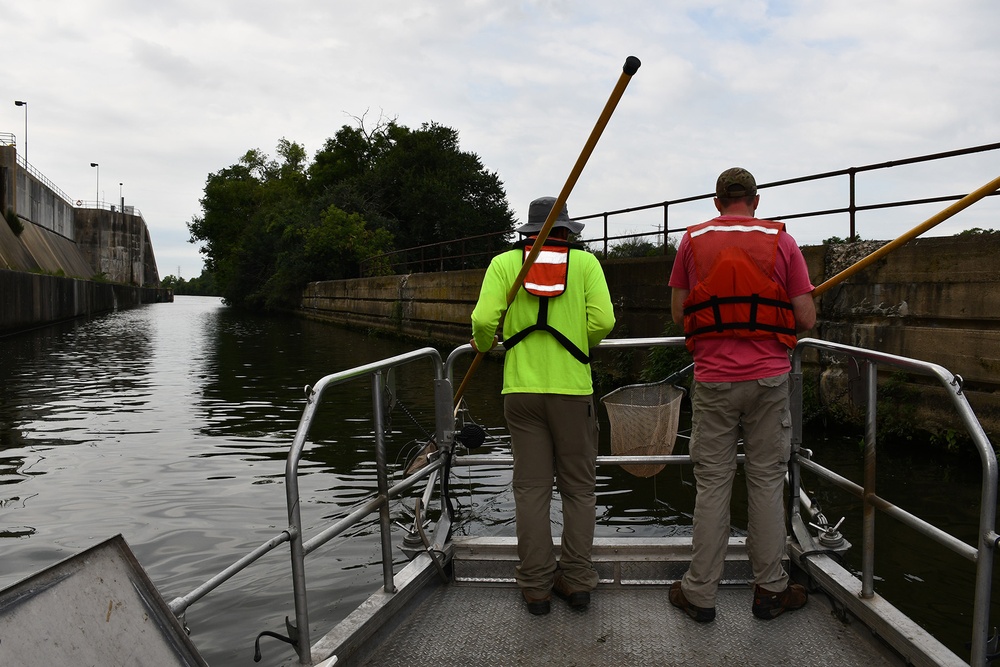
{"left": 5, "top": 0, "right": 999, "bottom": 280}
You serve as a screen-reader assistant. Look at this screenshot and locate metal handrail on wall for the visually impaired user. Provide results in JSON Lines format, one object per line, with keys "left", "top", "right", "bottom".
{"left": 1, "top": 139, "right": 142, "bottom": 216}
{"left": 361, "top": 141, "right": 1000, "bottom": 276}
{"left": 74, "top": 200, "right": 144, "bottom": 217}
{"left": 11, "top": 152, "right": 77, "bottom": 207}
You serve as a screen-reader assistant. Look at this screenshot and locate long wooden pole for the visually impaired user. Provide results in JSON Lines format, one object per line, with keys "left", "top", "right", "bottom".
{"left": 453, "top": 55, "right": 642, "bottom": 408}
{"left": 813, "top": 174, "right": 1000, "bottom": 297}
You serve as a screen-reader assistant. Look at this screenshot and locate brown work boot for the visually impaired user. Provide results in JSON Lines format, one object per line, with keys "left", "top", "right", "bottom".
{"left": 553, "top": 576, "right": 591, "bottom": 610}
{"left": 522, "top": 590, "right": 551, "bottom": 616}
{"left": 752, "top": 583, "right": 808, "bottom": 620}
{"left": 669, "top": 581, "right": 716, "bottom": 623}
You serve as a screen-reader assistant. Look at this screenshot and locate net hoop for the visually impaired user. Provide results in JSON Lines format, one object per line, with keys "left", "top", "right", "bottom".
{"left": 601, "top": 380, "right": 684, "bottom": 477}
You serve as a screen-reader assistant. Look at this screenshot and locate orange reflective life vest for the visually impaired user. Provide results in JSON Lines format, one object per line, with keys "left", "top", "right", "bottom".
{"left": 522, "top": 241, "right": 569, "bottom": 297}
{"left": 682, "top": 219, "right": 798, "bottom": 352}
{"left": 503, "top": 237, "right": 590, "bottom": 364}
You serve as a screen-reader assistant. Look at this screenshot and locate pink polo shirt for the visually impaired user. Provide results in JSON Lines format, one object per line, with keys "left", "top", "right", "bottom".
{"left": 669, "top": 216, "right": 815, "bottom": 383}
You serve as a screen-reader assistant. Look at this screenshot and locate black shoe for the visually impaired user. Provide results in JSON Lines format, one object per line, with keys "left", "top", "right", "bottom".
{"left": 522, "top": 590, "right": 551, "bottom": 616}
{"left": 669, "top": 581, "right": 716, "bottom": 623}
{"left": 553, "top": 577, "right": 591, "bottom": 610}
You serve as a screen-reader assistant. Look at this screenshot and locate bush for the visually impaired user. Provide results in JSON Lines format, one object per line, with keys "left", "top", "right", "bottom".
{"left": 823, "top": 234, "right": 863, "bottom": 244}
{"left": 639, "top": 321, "right": 692, "bottom": 384}
{"left": 957, "top": 227, "right": 999, "bottom": 238}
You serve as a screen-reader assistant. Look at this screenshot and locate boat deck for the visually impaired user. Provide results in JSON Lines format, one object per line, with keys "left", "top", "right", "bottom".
{"left": 314, "top": 536, "right": 913, "bottom": 667}
{"left": 359, "top": 582, "right": 900, "bottom": 667}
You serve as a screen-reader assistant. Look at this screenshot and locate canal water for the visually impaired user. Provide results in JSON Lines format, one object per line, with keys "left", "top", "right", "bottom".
{"left": 0, "top": 296, "right": 995, "bottom": 665}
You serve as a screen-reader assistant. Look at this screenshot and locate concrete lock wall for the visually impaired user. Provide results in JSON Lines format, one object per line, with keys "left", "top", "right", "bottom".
{"left": 0, "top": 145, "right": 159, "bottom": 287}
{"left": 73, "top": 208, "right": 160, "bottom": 286}
{"left": 299, "top": 235, "right": 1000, "bottom": 441}
{"left": 0, "top": 269, "right": 172, "bottom": 336}
{"left": 0, "top": 144, "right": 168, "bottom": 334}
{"left": 1, "top": 145, "right": 74, "bottom": 240}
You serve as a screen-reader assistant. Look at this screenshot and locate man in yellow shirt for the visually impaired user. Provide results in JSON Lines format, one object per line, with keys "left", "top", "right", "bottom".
{"left": 472, "top": 196, "right": 615, "bottom": 616}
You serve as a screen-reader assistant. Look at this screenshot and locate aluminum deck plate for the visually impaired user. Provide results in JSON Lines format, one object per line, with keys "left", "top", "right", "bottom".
{"left": 357, "top": 583, "right": 900, "bottom": 667}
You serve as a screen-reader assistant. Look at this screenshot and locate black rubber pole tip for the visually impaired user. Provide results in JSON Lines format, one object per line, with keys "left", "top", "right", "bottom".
{"left": 623, "top": 56, "right": 641, "bottom": 76}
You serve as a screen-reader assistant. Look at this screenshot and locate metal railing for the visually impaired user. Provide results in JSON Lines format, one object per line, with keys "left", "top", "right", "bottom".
{"left": 165, "top": 337, "right": 997, "bottom": 666}
{"left": 73, "top": 199, "right": 143, "bottom": 217}
{"left": 2, "top": 139, "right": 141, "bottom": 216}
{"left": 788, "top": 338, "right": 998, "bottom": 667}
{"left": 168, "top": 347, "right": 452, "bottom": 665}
{"left": 361, "top": 141, "right": 1000, "bottom": 276}
{"left": 12, "top": 153, "right": 77, "bottom": 208}
{"left": 360, "top": 230, "right": 512, "bottom": 277}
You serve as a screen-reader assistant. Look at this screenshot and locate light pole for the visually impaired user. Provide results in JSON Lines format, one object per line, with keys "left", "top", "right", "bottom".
{"left": 14, "top": 100, "right": 27, "bottom": 166}
{"left": 119, "top": 182, "right": 123, "bottom": 211}
{"left": 90, "top": 162, "right": 99, "bottom": 205}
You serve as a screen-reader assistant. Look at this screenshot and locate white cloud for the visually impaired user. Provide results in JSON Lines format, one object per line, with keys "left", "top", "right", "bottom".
{"left": 5, "top": 0, "right": 999, "bottom": 279}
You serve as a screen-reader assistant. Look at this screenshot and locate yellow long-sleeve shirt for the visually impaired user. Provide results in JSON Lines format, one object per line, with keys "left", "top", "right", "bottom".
{"left": 471, "top": 246, "right": 615, "bottom": 395}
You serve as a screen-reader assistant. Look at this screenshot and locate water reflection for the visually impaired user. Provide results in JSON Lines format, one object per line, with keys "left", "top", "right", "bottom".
{"left": 0, "top": 297, "right": 496, "bottom": 665}
{"left": 0, "top": 296, "right": 995, "bottom": 665}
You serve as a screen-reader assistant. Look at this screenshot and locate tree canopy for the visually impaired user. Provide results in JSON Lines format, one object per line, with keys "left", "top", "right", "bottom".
{"left": 188, "top": 119, "right": 516, "bottom": 310}
{"left": 160, "top": 271, "right": 218, "bottom": 296}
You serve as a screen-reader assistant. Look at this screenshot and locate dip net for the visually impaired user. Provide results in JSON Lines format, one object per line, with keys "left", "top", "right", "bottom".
{"left": 601, "top": 380, "right": 684, "bottom": 477}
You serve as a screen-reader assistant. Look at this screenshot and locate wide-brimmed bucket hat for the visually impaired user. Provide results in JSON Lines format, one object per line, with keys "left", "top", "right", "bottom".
{"left": 515, "top": 196, "right": 585, "bottom": 235}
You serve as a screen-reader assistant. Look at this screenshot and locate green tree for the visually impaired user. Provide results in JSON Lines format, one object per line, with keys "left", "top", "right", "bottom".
{"left": 305, "top": 206, "right": 393, "bottom": 276}
{"left": 374, "top": 122, "right": 513, "bottom": 249}
{"left": 188, "top": 143, "right": 307, "bottom": 309}
{"left": 310, "top": 118, "right": 515, "bottom": 263}
{"left": 188, "top": 120, "right": 515, "bottom": 311}
{"left": 160, "top": 270, "right": 219, "bottom": 296}
{"left": 262, "top": 205, "right": 394, "bottom": 309}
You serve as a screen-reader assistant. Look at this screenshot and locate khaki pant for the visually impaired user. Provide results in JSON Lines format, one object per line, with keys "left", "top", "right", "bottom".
{"left": 504, "top": 393, "right": 599, "bottom": 598}
{"left": 680, "top": 374, "right": 792, "bottom": 608}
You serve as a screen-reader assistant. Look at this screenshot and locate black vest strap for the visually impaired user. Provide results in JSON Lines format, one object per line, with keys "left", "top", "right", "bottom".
{"left": 503, "top": 297, "right": 591, "bottom": 364}
{"left": 683, "top": 293, "right": 796, "bottom": 337}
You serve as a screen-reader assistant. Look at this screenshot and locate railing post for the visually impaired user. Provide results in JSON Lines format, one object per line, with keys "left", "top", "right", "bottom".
{"left": 371, "top": 370, "right": 397, "bottom": 594}
{"left": 788, "top": 367, "right": 804, "bottom": 525}
{"left": 286, "top": 395, "right": 317, "bottom": 665}
{"left": 860, "top": 360, "right": 877, "bottom": 598}
{"left": 603, "top": 212, "right": 609, "bottom": 257}
{"left": 849, "top": 168, "right": 857, "bottom": 240}
{"left": 662, "top": 202, "right": 670, "bottom": 255}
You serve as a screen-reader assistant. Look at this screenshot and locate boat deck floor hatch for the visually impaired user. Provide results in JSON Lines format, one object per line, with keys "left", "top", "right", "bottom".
{"left": 0, "top": 534, "right": 208, "bottom": 667}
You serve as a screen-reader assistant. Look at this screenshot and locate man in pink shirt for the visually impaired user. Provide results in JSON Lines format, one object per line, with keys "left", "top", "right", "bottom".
{"left": 668, "top": 168, "right": 816, "bottom": 622}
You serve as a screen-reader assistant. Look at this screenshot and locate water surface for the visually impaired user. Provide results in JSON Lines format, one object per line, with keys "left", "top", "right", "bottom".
{"left": 0, "top": 296, "right": 994, "bottom": 664}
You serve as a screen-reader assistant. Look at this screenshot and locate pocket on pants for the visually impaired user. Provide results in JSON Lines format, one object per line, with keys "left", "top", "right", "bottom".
{"left": 700, "top": 381, "right": 731, "bottom": 392}
{"left": 756, "top": 373, "right": 788, "bottom": 389}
